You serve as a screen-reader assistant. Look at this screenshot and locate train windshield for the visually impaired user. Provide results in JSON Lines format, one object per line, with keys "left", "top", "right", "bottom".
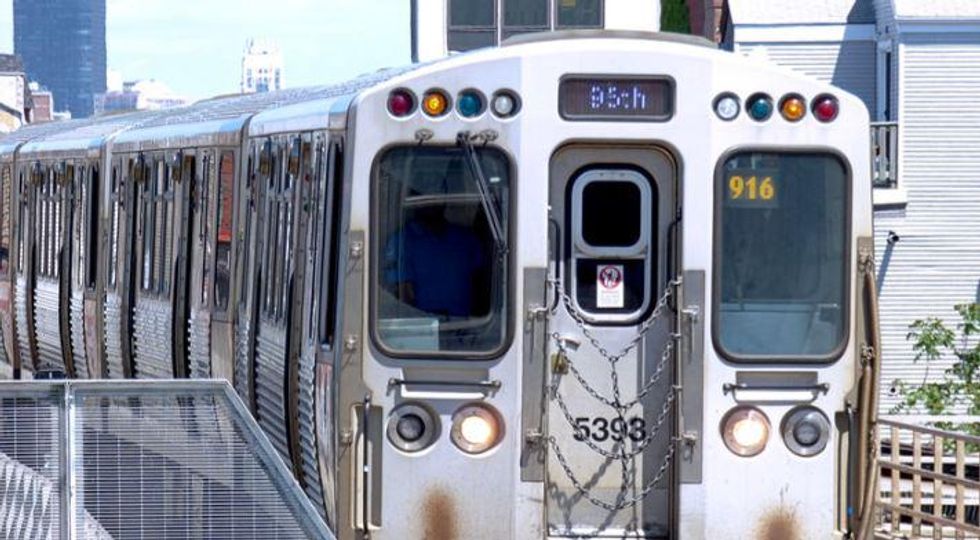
{"left": 715, "top": 151, "right": 849, "bottom": 360}
{"left": 373, "top": 146, "right": 510, "bottom": 357}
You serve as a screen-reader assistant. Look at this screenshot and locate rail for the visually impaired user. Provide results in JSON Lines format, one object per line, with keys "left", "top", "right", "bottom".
{"left": 0, "top": 379, "right": 333, "bottom": 540}
{"left": 874, "top": 416, "right": 980, "bottom": 539}
{"left": 871, "top": 122, "right": 899, "bottom": 189}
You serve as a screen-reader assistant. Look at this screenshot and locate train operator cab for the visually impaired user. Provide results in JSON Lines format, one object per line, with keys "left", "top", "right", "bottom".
{"left": 335, "top": 32, "right": 875, "bottom": 540}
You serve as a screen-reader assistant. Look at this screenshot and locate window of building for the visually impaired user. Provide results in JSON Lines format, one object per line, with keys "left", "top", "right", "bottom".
{"left": 557, "top": 0, "right": 602, "bottom": 28}
{"left": 448, "top": 0, "right": 497, "bottom": 51}
{"left": 504, "top": 0, "right": 549, "bottom": 38}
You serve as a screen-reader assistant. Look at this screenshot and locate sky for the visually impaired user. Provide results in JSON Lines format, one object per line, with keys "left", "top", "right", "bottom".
{"left": 0, "top": 0, "right": 411, "bottom": 100}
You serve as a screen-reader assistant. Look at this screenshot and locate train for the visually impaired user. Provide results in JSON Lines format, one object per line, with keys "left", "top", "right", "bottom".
{"left": 0, "top": 31, "right": 880, "bottom": 539}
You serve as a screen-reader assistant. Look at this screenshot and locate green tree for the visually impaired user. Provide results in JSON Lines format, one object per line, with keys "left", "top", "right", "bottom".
{"left": 898, "top": 303, "right": 980, "bottom": 435}
{"left": 660, "top": 0, "right": 691, "bottom": 34}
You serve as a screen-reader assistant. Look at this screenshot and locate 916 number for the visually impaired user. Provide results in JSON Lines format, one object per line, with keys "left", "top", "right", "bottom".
{"left": 573, "top": 416, "right": 647, "bottom": 443}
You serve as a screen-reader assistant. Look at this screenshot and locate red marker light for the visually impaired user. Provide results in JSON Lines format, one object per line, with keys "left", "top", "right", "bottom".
{"left": 812, "top": 95, "right": 839, "bottom": 122}
{"left": 388, "top": 89, "right": 415, "bottom": 117}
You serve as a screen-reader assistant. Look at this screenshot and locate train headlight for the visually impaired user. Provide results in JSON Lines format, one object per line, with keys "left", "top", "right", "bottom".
{"left": 387, "top": 403, "right": 438, "bottom": 452}
{"left": 782, "top": 406, "right": 831, "bottom": 457}
{"left": 451, "top": 404, "right": 502, "bottom": 454}
{"left": 713, "top": 93, "right": 740, "bottom": 121}
{"left": 721, "top": 406, "right": 770, "bottom": 457}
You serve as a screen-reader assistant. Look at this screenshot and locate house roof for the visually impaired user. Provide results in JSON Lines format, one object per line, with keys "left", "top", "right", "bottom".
{"left": 725, "top": 0, "right": 876, "bottom": 25}
{"left": 890, "top": 0, "right": 980, "bottom": 20}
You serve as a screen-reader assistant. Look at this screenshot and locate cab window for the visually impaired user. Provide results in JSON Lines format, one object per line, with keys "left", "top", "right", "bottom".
{"left": 373, "top": 146, "right": 510, "bottom": 357}
{"left": 715, "top": 151, "right": 849, "bottom": 360}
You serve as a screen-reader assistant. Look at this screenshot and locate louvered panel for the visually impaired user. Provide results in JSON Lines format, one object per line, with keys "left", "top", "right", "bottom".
{"left": 102, "top": 292, "right": 125, "bottom": 379}
{"left": 234, "top": 313, "right": 253, "bottom": 408}
{"left": 75, "top": 392, "right": 312, "bottom": 539}
{"left": 254, "top": 323, "right": 290, "bottom": 465}
{"left": 0, "top": 322, "right": 7, "bottom": 368}
{"left": 132, "top": 297, "right": 174, "bottom": 379}
{"left": 298, "top": 347, "right": 325, "bottom": 519}
{"left": 0, "top": 395, "right": 60, "bottom": 539}
{"left": 14, "top": 276, "right": 31, "bottom": 374}
{"left": 736, "top": 41, "right": 877, "bottom": 113}
{"left": 874, "top": 39, "right": 980, "bottom": 413}
{"left": 188, "top": 308, "right": 211, "bottom": 379}
{"left": 70, "top": 290, "right": 89, "bottom": 379}
{"left": 33, "top": 278, "right": 63, "bottom": 374}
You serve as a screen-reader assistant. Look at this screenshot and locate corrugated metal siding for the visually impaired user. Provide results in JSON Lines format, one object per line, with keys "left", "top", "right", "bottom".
{"left": 188, "top": 308, "right": 211, "bottom": 378}
{"left": 736, "top": 40, "right": 877, "bottom": 113}
{"left": 132, "top": 297, "right": 174, "bottom": 379}
{"left": 103, "top": 292, "right": 125, "bottom": 378}
{"left": 33, "top": 278, "right": 63, "bottom": 373}
{"left": 873, "top": 0, "right": 893, "bottom": 33}
{"left": 254, "top": 322, "right": 290, "bottom": 466}
{"left": 234, "top": 313, "right": 253, "bottom": 407}
{"left": 14, "top": 276, "right": 30, "bottom": 373}
{"left": 297, "top": 346, "right": 325, "bottom": 520}
{"left": 874, "top": 36, "right": 980, "bottom": 412}
{"left": 70, "top": 290, "right": 89, "bottom": 378}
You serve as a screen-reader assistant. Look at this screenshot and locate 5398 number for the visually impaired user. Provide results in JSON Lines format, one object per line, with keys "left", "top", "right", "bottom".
{"left": 573, "top": 416, "right": 647, "bottom": 443}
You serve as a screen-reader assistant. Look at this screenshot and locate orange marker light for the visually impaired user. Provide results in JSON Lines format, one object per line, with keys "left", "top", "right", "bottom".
{"left": 422, "top": 90, "right": 449, "bottom": 117}
{"left": 780, "top": 95, "right": 806, "bottom": 122}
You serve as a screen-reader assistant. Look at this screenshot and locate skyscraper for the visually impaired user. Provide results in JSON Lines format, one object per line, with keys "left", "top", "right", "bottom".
{"left": 14, "top": 0, "right": 107, "bottom": 118}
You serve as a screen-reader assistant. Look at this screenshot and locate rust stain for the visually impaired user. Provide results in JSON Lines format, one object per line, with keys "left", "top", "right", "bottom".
{"left": 757, "top": 506, "right": 800, "bottom": 540}
{"left": 422, "top": 488, "right": 458, "bottom": 540}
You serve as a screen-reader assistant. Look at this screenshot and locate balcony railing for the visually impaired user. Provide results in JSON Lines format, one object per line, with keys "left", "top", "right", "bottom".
{"left": 872, "top": 121, "right": 899, "bottom": 189}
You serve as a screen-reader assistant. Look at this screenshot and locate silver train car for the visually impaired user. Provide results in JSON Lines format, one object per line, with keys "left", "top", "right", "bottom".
{"left": 0, "top": 32, "right": 881, "bottom": 539}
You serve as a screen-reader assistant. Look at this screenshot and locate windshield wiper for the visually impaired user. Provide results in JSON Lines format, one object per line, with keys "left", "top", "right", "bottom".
{"left": 457, "top": 131, "right": 507, "bottom": 256}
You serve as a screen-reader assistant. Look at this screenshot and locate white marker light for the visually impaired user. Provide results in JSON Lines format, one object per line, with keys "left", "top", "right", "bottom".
{"left": 714, "top": 93, "right": 740, "bottom": 121}
{"left": 460, "top": 415, "right": 494, "bottom": 446}
{"left": 491, "top": 91, "right": 519, "bottom": 118}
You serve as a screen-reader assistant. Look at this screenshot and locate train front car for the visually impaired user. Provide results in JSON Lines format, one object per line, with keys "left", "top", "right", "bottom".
{"left": 336, "top": 32, "right": 875, "bottom": 539}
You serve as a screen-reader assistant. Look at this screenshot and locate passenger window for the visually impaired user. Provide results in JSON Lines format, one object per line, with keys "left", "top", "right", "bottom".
{"left": 140, "top": 160, "right": 155, "bottom": 292}
{"left": 200, "top": 154, "right": 213, "bottom": 305}
{"left": 317, "top": 141, "right": 341, "bottom": 347}
{"left": 373, "top": 145, "right": 510, "bottom": 356}
{"left": 107, "top": 165, "right": 119, "bottom": 289}
{"left": 715, "top": 151, "right": 849, "bottom": 360}
{"left": 214, "top": 151, "right": 234, "bottom": 312}
{"left": 581, "top": 181, "right": 641, "bottom": 247}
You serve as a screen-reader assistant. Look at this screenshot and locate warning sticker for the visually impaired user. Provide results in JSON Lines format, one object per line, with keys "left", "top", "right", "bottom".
{"left": 596, "top": 264, "right": 624, "bottom": 309}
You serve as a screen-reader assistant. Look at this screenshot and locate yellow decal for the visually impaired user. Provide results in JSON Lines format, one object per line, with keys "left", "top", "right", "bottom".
{"left": 726, "top": 172, "right": 778, "bottom": 207}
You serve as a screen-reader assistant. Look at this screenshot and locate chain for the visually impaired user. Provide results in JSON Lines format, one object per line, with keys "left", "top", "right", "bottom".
{"left": 550, "top": 277, "right": 680, "bottom": 364}
{"left": 548, "top": 435, "right": 676, "bottom": 512}
{"left": 545, "top": 277, "right": 681, "bottom": 516}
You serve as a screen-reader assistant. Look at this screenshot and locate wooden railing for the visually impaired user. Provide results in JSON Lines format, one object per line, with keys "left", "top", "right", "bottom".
{"left": 874, "top": 417, "right": 980, "bottom": 539}
{"left": 871, "top": 122, "right": 899, "bottom": 189}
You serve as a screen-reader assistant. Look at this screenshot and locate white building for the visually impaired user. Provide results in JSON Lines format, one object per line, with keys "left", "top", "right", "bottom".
{"left": 241, "top": 38, "right": 283, "bottom": 94}
{"left": 413, "top": 0, "right": 662, "bottom": 61}
{"left": 722, "top": 0, "right": 980, "bottom": 412}
{"left": 94, "top": 79, "right": 190, "bottom": 115}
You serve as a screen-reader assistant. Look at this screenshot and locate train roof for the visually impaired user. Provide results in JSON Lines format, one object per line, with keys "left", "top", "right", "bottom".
{"left": 18, "top": 110, "right": 165, "bottom": 159}
{"left": 114, "top": 67, "right": 413, "bottom": 152}
{"left": 0, "top": 120, "right": 90, "bottom": 160}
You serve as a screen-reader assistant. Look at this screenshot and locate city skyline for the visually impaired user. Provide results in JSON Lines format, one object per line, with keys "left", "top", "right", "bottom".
{"left": 0, "top": 0, "right": 410, "bottom": 102}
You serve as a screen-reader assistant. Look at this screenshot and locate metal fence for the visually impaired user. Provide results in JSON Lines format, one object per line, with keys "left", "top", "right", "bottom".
{"left": 875, "top": 417, "right": 980, "bottom": 539}
{"left": 0, "top": 380, "right": 332, "bottom": 540}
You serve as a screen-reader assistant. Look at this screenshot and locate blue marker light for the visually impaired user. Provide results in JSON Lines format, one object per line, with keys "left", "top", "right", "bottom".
{"left": 458, "top": 91, "right": 484, "bottom": 118}
{"left": 747, "top": 93, "right": 774, "bottom": 121}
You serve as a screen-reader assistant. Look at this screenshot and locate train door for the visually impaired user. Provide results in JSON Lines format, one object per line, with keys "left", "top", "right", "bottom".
{"left": 234, "top": 141, "right": 264, "bottom": 408}
{"left": 13, "top": 163, "right": 36, "bottom": 374}
{"left": 67, "top": 162, "right": 90, "bottom": 377}
{"left": 187, "top": 149, "right": 216, "bottom": 379}
{"left": 0, "top": 162, "right": 16, "bottom": 373}
{"left": 171, "top": 152, "right": 195, "bottom": 379}
{"left": 252, "top": 136, "right": 302, "bottom": 469}
{"left": 545, "top": 145, "right": 678, "bottom": 538}
{"left": 32, "top": 163, "right": 73, "bottom": 375}
{"left": 103, "top": 158, "right": 133, "bottom": 378}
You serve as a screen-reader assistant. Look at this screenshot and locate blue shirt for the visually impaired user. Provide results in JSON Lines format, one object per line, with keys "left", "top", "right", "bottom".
{"left": 383, "top": 220, "right": 487, "bottom": 318}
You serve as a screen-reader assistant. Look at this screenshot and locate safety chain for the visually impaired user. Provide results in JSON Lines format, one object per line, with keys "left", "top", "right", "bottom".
{"left": 548, "top": 435, "right": 677, "bottom": 512}
{"left": 546, "top": 277, "right": 681, "bottom": 513}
